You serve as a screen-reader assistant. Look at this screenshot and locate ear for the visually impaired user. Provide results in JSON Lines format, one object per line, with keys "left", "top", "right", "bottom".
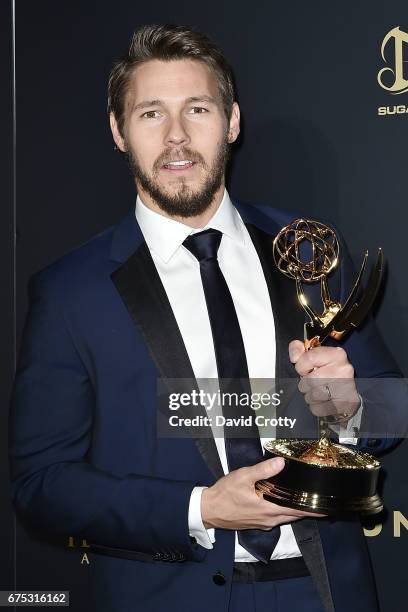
{"left": 227, "top": 102, "right": 240, "bottom": 143}
{"left": 109, "top": 112, "right": 127, "bottom": 152}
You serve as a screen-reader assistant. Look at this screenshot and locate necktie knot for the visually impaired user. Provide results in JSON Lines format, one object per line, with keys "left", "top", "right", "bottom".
{"left": 183, "top": 228, "right": 222, "bottom": 263}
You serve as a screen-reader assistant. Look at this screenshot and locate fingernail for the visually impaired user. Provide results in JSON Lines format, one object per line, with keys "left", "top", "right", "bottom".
{"left": 289, "top": 347, "right": 302, "bottom": 363}
{"left": 272, "top": 457, "right": 285, "bottom": 470}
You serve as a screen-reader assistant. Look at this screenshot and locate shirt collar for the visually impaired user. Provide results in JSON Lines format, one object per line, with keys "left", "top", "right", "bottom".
{"left": 135, "top": 189, "right": 246, "bottom": 263}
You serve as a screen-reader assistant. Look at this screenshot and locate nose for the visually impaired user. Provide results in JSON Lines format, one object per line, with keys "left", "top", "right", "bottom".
{"left": 164, "top": 115, "right": 190, "bottom": 148}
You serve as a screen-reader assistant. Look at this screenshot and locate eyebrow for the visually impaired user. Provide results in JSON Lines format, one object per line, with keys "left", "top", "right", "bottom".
{"left": 132, "top": 95, "right": 218, "bottom": 113}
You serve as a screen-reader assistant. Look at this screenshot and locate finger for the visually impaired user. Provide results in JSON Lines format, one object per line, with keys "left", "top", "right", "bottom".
{"left": 278, "top": 515, "right": 302, "bottom": 524}
{"left": 247, "top": 457, "right": 285, "bottom": 482}
{"left": 298, "top": 377, "right": 333, "bottom": 394}
{"left": 272, "top": 513, "right": 325, "bottom": 525}
{"left": 288, "top": 340, "right": 305, "bottom": 364}
{"left": 276, "top": 508, "right": 326, "bottom": 518}
{"left": 307, "top": 402, "right": 338, "bottom": 417}
{"left": 302, "top": 365, "right": 355, "bottom": 381}
{"left": 300, "top": 379, "right": 359, "bottom": 408}
{"left": 304, "top": 385, "right": 333, "bottom": 403}
{"left": 295, "top": 346, "right": 349, "bottom": 376}
{"left": 263, "top": 515, "right": 303, "bottom": 527}
{"left": 260, "top": 500, "right": 324, "bottom": 518}
{"left": 299, "top": 382, "right": 357, "bottom": 414}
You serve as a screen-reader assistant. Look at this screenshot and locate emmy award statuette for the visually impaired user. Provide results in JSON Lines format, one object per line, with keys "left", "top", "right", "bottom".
{"left": 255, "top": 219, "right": 384, "bottom": 516}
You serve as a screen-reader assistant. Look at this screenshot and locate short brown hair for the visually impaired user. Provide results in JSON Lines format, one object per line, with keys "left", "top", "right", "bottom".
{"left": 107, "top": 24, "right": 236, "bottom": 138}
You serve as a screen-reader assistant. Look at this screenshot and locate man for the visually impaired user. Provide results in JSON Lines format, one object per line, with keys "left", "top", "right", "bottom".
{"left": 9, "top": 24, "right": 405, "bottom": 612}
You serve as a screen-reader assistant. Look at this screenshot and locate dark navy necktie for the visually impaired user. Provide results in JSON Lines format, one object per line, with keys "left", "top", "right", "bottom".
{"left": 183, "top": 228, "right": 280, "bottom": 563}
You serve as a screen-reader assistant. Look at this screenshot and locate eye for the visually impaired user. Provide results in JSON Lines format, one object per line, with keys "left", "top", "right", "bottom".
{"left": 141, "top": 110, "right": 160, "bottom": 118}
{"left": 189, "top": 107, "right": 208, "bottom": 114}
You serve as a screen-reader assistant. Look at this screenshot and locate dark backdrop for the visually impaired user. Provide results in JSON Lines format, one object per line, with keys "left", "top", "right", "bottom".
{"left": 2, "top": 1, "right": 407, "bottom": 611}
{"left": 1, "top": 0, "right": 15, "bottom": 600}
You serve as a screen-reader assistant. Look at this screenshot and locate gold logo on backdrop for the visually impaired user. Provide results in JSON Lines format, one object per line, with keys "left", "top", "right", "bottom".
{"left": 378, "top": 26, "right": 408, "bottom": 94}
{"left": 67, "top": 536, "right": 91, "bottom": 564}
{"left": 363, "top": 510, "right": 408, "bottom": 537}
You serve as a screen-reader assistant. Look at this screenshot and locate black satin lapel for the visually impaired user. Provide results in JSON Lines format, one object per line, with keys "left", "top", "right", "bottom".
{"left": 245, "top": 223, "right": 316, "bottom": 435}
{"left": 110, "top": 242, "right": 224, "bottom": 480}
{"left": 245, "top": 223, "right": 305, "bottom": 380}
{"left": 292, "top": 520, "right": 335, "bottom": 612}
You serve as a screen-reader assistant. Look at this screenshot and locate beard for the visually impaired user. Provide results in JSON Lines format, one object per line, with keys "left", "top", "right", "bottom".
{"left": 124, "top": 137, "right": 230, "bottom": 218}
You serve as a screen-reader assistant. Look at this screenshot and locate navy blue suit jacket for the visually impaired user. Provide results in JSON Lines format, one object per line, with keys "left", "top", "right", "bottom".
{"left": 9, "top": 201, "right": 406, "bottom": 612}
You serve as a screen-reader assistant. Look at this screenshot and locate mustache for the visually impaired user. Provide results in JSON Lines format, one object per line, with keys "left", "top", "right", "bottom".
{"left": 153, "top": 148, "right": 206, "bottom": 173}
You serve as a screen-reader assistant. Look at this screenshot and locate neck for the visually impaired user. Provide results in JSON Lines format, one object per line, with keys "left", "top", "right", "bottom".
{"left": 136, "top": 183, "right": 225, "bottom": 229}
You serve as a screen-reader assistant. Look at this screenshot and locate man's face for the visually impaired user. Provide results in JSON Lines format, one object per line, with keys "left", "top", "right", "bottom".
{"left": 110, "top": 59, "right": 240, "bottom": 218}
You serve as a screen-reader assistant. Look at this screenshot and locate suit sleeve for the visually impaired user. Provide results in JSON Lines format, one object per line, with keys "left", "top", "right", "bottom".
{"left": 9, "top": 271, "right": 206, "bottom": 561}
{"left": 335, "top": 229, "right": 408, "bottom": 454}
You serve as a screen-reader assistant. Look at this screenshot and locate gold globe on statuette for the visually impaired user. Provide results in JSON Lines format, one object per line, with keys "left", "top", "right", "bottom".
{"left": 255, "top": 219, "right": 384, "bottom": 516}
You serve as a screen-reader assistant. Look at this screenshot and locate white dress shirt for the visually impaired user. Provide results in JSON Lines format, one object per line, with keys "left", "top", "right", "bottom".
{"left": 135, "top": 189, "right": 361, "bottom": 562}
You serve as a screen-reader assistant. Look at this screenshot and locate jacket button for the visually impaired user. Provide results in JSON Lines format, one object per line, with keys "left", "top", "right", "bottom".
{"left": 212, "top": 572, "right": 226, "bottom": 586}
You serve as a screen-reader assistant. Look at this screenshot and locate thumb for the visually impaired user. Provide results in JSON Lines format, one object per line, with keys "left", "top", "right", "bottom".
{"left": 289, "top": 339, "right": 305, "bottom": 364}
{"left": 248, "top": 457, "right": 285, "bottom": 482}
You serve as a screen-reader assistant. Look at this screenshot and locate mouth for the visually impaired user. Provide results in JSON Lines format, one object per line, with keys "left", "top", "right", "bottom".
{"left": 161, "top": 160, "right": 196, "bottom": 172}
